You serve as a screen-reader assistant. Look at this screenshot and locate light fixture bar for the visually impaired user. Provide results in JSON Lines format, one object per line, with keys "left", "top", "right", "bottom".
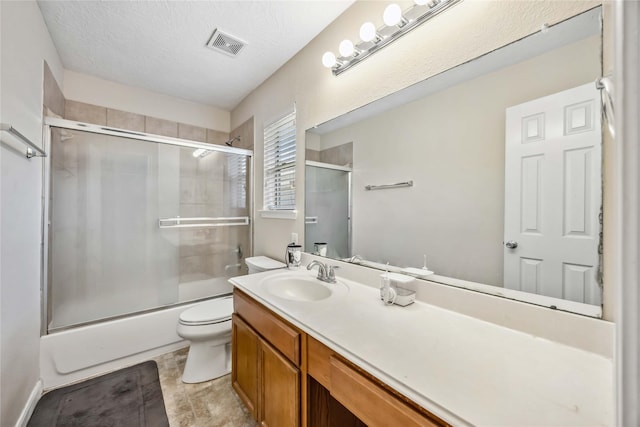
{"left": 331, "top": 0, "right": 462, "bottom": 76}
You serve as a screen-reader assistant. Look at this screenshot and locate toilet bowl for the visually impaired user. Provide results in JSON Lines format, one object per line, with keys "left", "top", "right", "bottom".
{"left": 176, "top": 296, "right": 233, "bottom": 383}
{"left": 176, "top": 256, "right": 286, "bottom": 384}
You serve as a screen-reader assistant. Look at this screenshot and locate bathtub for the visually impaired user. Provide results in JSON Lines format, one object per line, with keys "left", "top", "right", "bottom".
{"left": 41, "top": 278, "right": 234, "bottom": 390}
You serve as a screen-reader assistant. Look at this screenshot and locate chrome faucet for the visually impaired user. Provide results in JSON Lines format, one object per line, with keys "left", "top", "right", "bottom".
{"left": 307, "top": 260, "right": 339, "bottom": 284}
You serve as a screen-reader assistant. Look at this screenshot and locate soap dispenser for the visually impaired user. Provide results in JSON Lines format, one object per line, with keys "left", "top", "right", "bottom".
{"left": 379, "top": 263, "right": 396, "bottom": 305}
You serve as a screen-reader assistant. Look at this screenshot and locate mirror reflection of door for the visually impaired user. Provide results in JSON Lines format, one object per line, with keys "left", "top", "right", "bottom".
{"left": 503, "top": 82, "right": 602, "bottom": 305}
{"left": 305, "top": 162, "right": 351, "bottom": 260}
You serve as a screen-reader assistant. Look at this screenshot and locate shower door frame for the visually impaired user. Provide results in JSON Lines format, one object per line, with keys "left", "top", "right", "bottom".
{"left": 304, "top": 160, "right": 353, "bottom": 259}
{"left": 40, "top": 117, "right": 254, "bottom": 335}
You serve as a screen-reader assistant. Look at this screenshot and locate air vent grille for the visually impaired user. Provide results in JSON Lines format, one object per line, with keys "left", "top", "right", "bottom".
{"left": 206, "top": 29, "right": 246, "bottom": 57}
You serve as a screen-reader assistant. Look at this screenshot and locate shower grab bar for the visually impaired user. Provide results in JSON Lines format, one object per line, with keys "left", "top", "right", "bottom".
{"left": 0, "top": 123, "right": 47, "bottom": 159}
{"left": 158, "top": 216, "right": 249, "bottom": 228}
{"left": 365, "top": 180, "right": 413, "bottom": 191}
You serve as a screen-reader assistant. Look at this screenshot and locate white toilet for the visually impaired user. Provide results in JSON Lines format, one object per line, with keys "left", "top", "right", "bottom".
{"left": 176, "top": 296, "right": 234, "bottom": 383}
{"left": 176, "top": 256, "right": 285, "bottom": 383}
{"left": 245, "top": 255, "right": 286, "bottom": 274}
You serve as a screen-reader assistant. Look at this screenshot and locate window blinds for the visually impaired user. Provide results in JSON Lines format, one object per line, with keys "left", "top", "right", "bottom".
{"left": 264, "top": 110, "right": 296, "bottom": 210}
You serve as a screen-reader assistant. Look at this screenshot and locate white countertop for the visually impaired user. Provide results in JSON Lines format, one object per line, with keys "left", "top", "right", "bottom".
{"left": 230, "top": 268, "right": 614, "bottom": 426}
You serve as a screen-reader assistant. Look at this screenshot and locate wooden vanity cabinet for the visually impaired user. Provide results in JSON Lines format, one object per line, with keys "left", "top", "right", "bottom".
{"left": 231, "top": 314, "right": 260, "bottom": 419}
{"left": 232, "top": 289, "right": 448, "bottom": 427}
{"left": 307, "top": 336, "right": 449, "bottom": 427}
{"left": 261, "top": 338, "right": 301, "bottom": 427}
{"left": 232, "top": 289, "right": 302, "bottom": 427}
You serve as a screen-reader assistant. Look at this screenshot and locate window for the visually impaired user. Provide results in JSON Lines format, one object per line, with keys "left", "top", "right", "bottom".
{"left": 263, "top": 109, "right": 296, "bottom": 213}
{"left": 227, "top": 153, "right": 247, "bottom": 210}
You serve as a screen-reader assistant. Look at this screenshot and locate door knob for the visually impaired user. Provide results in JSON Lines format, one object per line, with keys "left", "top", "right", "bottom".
{"left": 505, "top": 240, "right": 518, "bottom": 249}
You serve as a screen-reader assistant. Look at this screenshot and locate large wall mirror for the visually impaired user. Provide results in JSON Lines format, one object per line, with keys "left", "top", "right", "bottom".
{"left": 304, "top": 7, "right": 604, "bottom": 317}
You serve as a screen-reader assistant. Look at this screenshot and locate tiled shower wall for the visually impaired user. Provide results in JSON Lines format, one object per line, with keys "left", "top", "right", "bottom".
{"left": 64, "top": 99, "right": 232, "bottom": 145}
{"left": 43, "top": 62, "right": 65, "bottom": 117}
{"left": 43, "top": 63, "right": 255, "bottom": 290}
{"left": 306, "top": 141, "right": 352, "bottom": 167}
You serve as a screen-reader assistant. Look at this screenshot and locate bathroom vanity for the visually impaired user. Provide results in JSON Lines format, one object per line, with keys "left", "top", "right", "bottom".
{"left": 230, "top": 264, "right": 613, "bottom": 426}
{"left": 232, "top": 287, "right": 444, "bottom": 427}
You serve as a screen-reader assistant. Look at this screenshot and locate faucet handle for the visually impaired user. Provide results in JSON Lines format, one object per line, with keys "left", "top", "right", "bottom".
{"left": 327, "top": 265, "right": 340, "bottom": 281}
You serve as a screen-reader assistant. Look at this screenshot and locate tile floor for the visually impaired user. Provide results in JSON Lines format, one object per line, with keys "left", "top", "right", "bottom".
{"left": 154, "top": 347, "right": 258, "bottom": 427}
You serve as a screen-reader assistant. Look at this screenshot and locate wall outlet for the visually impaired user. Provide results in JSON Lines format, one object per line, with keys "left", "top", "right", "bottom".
{"left": 291, "top": 232, "right": 298, "bottom": 244}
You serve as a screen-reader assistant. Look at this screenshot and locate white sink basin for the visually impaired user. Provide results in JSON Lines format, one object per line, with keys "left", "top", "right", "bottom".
{"left": 261, "top": 273, "right": 347, "bottom": 302}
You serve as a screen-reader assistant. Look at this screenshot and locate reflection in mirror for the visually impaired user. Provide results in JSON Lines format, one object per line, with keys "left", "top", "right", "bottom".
{"left": 304, "top": 161, "right": 352, "bottom": 260}
{"left": 304, "top": 7, "right": 604, "bottom": 315}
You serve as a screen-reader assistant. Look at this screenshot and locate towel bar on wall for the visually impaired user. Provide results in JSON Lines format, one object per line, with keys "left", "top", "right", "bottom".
{"left": 0, "top": 123, "right": 47, "bottom": 158}
{"left": 158, "top": 216, "right": 249, "bottom": 229}
{"left": 305, "top": 216, "right": 319, "bottom": 224}
{"left": 365, "top": 180, "right": 413, "bottom": 191}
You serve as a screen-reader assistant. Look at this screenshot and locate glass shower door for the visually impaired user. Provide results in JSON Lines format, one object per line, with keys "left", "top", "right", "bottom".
{"left": 304, "top": 163, "right": 351, "bottom": 259}
{"left": 47, "top": 126, "right": 251, "bottom": 330}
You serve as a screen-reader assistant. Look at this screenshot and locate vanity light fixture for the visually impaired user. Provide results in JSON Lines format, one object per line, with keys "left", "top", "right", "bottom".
{"left": 359, "top": 22, "right": 381, "bottom": 43}
{"left": 322, "top": 0, "right": 462, "bottom": 76}
{"left": 383, "top": 3, "right": 407, "bottom": 27}
{"left": 339, "top": 39, "right": 356, "bottom": 57}
{"left": 321, "top": 51, "right": 339, "bottom": 68}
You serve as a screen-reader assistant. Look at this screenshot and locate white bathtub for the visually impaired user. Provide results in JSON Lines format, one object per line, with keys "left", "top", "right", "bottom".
{"left": 40, "top": 289, "right": 232, "bottom": 390}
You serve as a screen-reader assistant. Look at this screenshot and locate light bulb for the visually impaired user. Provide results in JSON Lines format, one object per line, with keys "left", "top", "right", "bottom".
{"left": 339, "top": 39, "right": 355, "bottom": 57}
{"left": 322, "top": 51, "right": 337, "bottom": 68}
{"left": 383, "top": 3, "right": 403, "bottom": 26}
{"left": 359, "top": 22, "right": 377, "bottom": 42}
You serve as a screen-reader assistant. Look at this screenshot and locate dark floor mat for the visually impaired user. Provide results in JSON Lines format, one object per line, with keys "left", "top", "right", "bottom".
{"left": 28, "top": 361, "right": 169, "bottom": 427}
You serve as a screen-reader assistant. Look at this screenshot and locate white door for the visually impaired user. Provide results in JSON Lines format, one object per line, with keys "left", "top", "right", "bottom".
{"left": 503, "top": 83, "right": 602, "bottom": 305}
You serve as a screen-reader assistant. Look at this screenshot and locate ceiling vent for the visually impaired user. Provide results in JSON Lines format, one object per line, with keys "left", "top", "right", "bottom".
{"left": 206, "top": 29, "right": 247, "bottom": 57}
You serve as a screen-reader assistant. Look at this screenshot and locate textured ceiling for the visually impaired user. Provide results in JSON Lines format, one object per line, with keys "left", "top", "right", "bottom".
{"left": 38, "top": 0, "right": 354, "bottom": 110}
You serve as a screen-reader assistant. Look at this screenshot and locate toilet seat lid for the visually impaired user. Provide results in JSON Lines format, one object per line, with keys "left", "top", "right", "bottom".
{"left": 179, "top": 296, "right": 233, "bottom": 325}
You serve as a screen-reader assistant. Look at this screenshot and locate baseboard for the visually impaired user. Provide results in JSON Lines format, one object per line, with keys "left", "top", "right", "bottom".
{"left": 15, "top": 379, "right": 43, "bottom": 427}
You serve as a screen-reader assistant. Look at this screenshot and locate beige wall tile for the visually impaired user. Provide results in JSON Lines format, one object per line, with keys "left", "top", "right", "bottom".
{"left": 206, "top": 129, "right": 229, "bottom": 146}
{"left": 43, "top": 61, "right": 65, "bottom": 117}
{"left": 179, "top": 204, "right": 207, "bottom": 218}
{"left": 306, "top": 149, "right": 320, "bottom": 162}
{"left": 179, "top": 255, "right": 207, "bottom": 282}
{"left": 146, "top": 116, "right": 178, "bottom": 138}
{"left": 230, "top": 117, "right": 254, "bottom": 150}
{"left": 178, "top": 124, "right": 207, "bottom": 142}
{"left": 320, "top": 142, "right": 352, "bottom": 166}
{"left": 65, "top": 100, "right": 107, "bottom": 125}
{"left": 106, "top": 108, "right": 145, "bottom": 132}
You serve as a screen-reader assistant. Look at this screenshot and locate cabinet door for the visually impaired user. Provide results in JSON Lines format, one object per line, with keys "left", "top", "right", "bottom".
{"left": 232, "top": 314, "right": 260, "bottom": 419}
{"left": 261, "top": 338, "right": 301, "bottom": 427}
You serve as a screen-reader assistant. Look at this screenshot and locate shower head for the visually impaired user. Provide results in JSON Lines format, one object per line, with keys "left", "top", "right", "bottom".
{"left": 225, "top": 136, "right": 241, "bottom": 146}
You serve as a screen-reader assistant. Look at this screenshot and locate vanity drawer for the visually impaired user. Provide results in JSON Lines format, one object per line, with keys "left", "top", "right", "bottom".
{"left": 308, "top": 335, "right": 334, "bottom": 389}
{"left": 330, "top": 357, "right": 440, "bottom": 427}
{"left": 233, "top": 289, "right": 301, "bottom": 366}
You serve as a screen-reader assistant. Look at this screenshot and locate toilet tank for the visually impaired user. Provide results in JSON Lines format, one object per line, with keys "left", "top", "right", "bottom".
{"left": 245, "top": 256, "right": 286, "bottom": 274}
